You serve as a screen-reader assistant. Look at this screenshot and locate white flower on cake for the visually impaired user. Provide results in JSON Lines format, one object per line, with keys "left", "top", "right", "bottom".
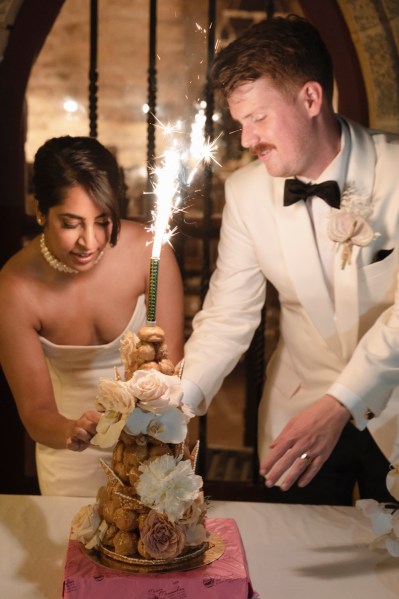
{"left": 70, "top": 503, "right": 107, "bottom": 549}
{"left": 136, "top": 454, "right": 203, "bottom": 522}
{"left": 125, "top": 405, "right": 188, "bottom": 443}
{"left": 96, "top": 377, "right": 136, "bottom": 413}
{"left": 179, "top": 492, "right": 208, "bottom": 546}
{"left": 119, "top": 330, "right": 139, "bottom": 374}
{"left": 356, "top": 499, "right": 399, "bottom": 557}
{"left": 129, "top": 369, "right": 183, "bottom": 414}
{"left": 356, "top": 464, "right": 399, "bottom": 557}
{"left": 327, "top": 183, "right": 379, "bottom": 269}
{"left": 91, "top": 369, "right": 184, "bottom": 448}
{"left": 387, "top": 464, "right": 399, "bottom": 500}
{"left": 91, "top": 378, "right": 136, "bottom": 448}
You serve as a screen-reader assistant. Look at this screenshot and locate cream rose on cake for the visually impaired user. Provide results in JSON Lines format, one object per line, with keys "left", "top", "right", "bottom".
{"left": 70, "top": 503, "right": 107, "bottom": 550}
{"left": 128, "top": 369, "right": 183, "bottom": 413}
{"left": 91, "top": 378, "right": 136, "bottom": 448}
{"left": 91, "top": 368, "right": 187, "bottom": 448}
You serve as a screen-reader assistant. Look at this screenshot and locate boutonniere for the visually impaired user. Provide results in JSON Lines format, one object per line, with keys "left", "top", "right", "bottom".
{"left": 327, "top": 183, "right": 380, "bottom": 269}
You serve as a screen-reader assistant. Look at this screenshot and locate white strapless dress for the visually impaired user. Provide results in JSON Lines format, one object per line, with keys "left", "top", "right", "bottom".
{"left": 36, "top": 295, "right": 146, "bottom": 497}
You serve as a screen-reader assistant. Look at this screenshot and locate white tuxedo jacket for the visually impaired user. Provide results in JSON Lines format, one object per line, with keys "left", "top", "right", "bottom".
{"left": 183, "top": 117, "right": 399, "bottom": 465}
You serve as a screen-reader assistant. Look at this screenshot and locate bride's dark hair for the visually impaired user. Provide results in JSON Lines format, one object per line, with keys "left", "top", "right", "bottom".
{"left": 33, "top": 135, "right": 125, "bottom": 246}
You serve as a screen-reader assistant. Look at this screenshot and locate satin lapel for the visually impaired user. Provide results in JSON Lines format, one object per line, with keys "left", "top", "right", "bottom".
{"left": 274, "top": 177, "right": 341, "bottom": 354}
{"left": 333, "top": 245, "right": 360, "bottom": 360}
{"left": 333, "top": 118, "right": 377, "bottom": 359}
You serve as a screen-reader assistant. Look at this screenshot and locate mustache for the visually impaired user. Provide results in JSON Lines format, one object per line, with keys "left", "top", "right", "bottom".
{"left": 250, "top": 143, "right": 274, "bottom": 156}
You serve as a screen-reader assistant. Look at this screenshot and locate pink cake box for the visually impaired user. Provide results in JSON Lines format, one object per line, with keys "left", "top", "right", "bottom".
{"left": 63, "top": 517, "right": 257, "bottom": 598}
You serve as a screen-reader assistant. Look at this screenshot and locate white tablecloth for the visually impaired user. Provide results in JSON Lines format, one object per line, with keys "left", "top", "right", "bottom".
{"left": 0, "top": 495, "right": 398, "bottom": 598}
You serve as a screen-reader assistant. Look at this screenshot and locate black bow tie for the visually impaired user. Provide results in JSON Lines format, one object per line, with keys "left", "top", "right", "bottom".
{"left": 284, "top": 179, "right": 340, "bottom": 209}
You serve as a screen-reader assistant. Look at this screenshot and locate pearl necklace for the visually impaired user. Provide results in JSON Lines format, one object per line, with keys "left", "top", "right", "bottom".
{"left": 40, "top": 234, "right": 105, "bottom": 274}
{"left": 40, "top": 234, "right": 79, "bottom": 274}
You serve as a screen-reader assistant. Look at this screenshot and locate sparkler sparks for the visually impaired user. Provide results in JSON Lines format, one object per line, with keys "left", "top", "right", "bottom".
{"left": 147, "top": 125, "right": 221, "bottom": 256}
{"left": 145, "top": 108, "right": 222, "bottom": 324}
{"left": 149, "top": 149, "right": 180, "bottom": 260}
{"left": 148, "top": 109, "right": 222, "bottom": 256}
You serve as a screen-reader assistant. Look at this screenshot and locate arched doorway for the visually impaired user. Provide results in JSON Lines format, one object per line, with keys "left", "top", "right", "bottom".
{"left": 0, "top": 0, "right": 376, "bottom": 495}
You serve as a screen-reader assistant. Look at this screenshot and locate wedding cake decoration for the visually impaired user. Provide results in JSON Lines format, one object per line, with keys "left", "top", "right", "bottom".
{"left": 70, "top": 325, "right": 208, "bottom": 565}
{"left": 356, "top": 464, "right": 399, "bottom": 557}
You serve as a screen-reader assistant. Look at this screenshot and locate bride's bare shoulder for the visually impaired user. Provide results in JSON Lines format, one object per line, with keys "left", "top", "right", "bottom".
{"left": 0, "top": 242, "right": 44, "bottom": 328}
{"left": 0, "top": 235, "right": 47, "bottom": 292}
{"left": 117, "top": 219, "right": 152, "bottom": 253}
{"left": 119, "top": 218, "right": 150, "bottom": 237}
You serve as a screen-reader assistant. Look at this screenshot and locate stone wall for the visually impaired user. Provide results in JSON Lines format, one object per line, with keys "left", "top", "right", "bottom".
{"left": 337, "top": 0, "right": 399, "bottom": 131}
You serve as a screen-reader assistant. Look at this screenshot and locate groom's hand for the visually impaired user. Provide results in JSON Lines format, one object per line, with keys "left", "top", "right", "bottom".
{"left": 259, "top": 395, "right": 351, "bottom": 490}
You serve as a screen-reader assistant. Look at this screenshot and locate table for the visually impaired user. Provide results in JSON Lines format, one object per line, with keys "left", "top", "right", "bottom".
{"left": 0, "top": 495, "right": 398, "bottom": 598}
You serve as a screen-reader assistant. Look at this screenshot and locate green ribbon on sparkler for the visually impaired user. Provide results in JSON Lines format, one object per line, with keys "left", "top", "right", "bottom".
{"left": 147, "top": 257, "right": 160, "bottom": 324}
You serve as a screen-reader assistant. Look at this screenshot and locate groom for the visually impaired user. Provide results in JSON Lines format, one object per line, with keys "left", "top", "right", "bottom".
{"left": 181, "top": 15, "right": 399, "bottom": 505}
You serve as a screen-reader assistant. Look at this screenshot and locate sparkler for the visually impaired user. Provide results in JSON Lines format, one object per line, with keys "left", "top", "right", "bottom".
{"left": 147, "top": 150, "right": 180, "bottom": 324}
{"left": 146, "top": 107, "right": 221, "bottom": 325}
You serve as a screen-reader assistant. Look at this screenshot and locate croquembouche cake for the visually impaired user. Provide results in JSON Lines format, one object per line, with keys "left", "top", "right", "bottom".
{"left": 70, "top": 325, "right": 208, "bottom": 567}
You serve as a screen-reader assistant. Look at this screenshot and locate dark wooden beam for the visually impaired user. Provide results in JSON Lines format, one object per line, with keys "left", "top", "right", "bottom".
{"left": 300, "top": 0, "right": 369, "bottom": 126}
{"left": 0, "top": 0, "right": 65, "bottom": 494}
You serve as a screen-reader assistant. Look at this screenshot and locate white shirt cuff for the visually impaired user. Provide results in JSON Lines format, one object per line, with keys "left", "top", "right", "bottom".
{"left": 181, "top": 378, "right": 206, "bottom": 416}
{"left": 328, "top": 382, "right": 370, "bottom": 430}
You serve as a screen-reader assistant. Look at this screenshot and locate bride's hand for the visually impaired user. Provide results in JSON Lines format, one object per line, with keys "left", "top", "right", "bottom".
{"left": 66, "top": 410, "right": 101, "bottom": 452}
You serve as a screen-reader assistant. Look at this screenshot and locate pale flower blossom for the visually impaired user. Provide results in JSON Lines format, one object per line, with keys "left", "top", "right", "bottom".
{"left": 136, "top": 454, "right": 203, "bottom": 522}
{"left": 387, "top": 465, "right": 399, "bottom": 501}
{"left": 355, "top": 462, "right": 399, "bottom": 558}
{"left": 128, "top": 369, "right": 183, "bottom": 414}
{"left": 180, "top": 493, "right": 208, "bottom": 546}
{"left": 125, "top": 406, "right": 188, "bottom": 443}
{"left": 140, "top": 510, "right": 185, "bottom": 561}
{"left": 91, "top": 412, "right": 129, "bottom": 448}
{"left": 327, "top": 183, "right": 378, "bottom": 269}
{"left": 70, "top": 503, "right": 106, "bottom": 549}
{"left": 340, "top": 183, "right": 373, "bottom": 219}
{"left": 328, "top": 212, "right": 376, "bottom": 269}
{"left": 91, "top": 378, "right": 136, "bottom": 448}
{"left": 327, "top": 213, "right": 374, "bottom": 246}
{"left": 183, "top": 522, "right": 208, "bottom": 546}
{"left": 357, "top": 499, "right": 393, "bottom": 535}
{"left": 180, "top": 492, "right": 206, "bottom": 527}
{"left": 95, "top": 378, "right": 136, "bottom": 414}
{"left": 91, "top": 364, "right": 185, "bottom": 448}
{"left": 119, "top": 331, "right": 140, "bottom": 379}
{"left": 357, "top": 498, "right": 399, "bottom": 557}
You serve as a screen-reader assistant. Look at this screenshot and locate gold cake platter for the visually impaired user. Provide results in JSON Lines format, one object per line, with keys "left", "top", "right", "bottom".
{"left": 82, "top": 532, "right": 224, "bottom": 573}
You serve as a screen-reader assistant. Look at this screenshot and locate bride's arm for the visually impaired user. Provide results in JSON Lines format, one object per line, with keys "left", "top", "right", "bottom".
{"left": 0, "top": 269, "right": 99, "bottom": 450}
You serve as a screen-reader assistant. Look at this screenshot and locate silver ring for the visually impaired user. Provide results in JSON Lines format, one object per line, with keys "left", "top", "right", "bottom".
{"left": 300, "top": 452, "right": 312, "bottom": 461}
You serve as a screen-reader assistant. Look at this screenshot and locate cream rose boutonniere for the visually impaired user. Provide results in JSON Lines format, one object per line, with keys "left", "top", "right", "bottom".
{"left": 327, "top": 184, "right": 379, "bottom": 269}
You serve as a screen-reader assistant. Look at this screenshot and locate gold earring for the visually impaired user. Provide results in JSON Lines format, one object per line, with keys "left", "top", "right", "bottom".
{"left": 37, "top": 215, "right": 44, "bottom": 226}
